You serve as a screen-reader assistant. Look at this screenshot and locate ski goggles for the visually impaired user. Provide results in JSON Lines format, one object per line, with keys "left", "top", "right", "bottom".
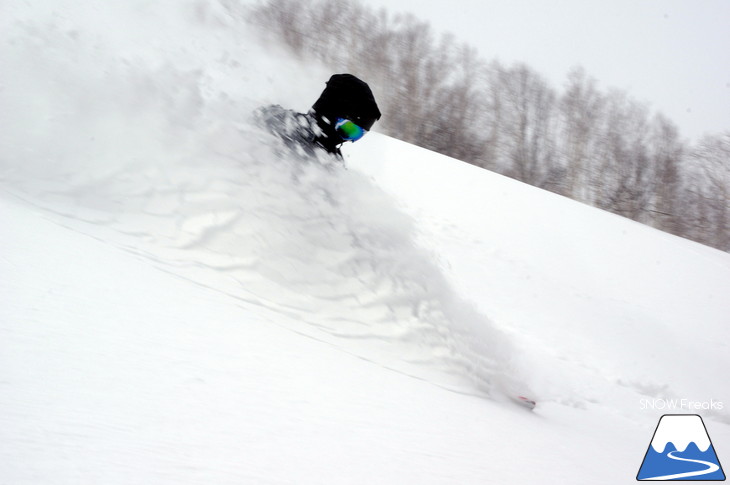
{"left": 335, "top": 118, "right": 367, "bottom": 142}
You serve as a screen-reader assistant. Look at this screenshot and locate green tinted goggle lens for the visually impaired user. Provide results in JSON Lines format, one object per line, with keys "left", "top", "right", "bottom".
{"left": 335, "top": 118, "right": 367, "bottom": 141}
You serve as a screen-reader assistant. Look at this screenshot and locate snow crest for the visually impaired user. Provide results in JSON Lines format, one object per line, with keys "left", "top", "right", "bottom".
{"left": 0, "top": 1, "right": 528, "bottom": 397}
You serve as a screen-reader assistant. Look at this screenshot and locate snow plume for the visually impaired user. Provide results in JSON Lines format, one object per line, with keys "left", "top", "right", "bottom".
{"left": 0, "top": 2, "right": 529, "bottom": 397}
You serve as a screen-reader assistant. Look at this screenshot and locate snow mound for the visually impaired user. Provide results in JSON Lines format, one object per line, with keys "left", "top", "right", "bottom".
{"left": 0, "top": 0, "right": 529, "bottom": 398}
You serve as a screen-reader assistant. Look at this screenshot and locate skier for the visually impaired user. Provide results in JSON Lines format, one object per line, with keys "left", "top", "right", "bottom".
{"left": 254, "top": 73, "right": 381, "bottom": 159}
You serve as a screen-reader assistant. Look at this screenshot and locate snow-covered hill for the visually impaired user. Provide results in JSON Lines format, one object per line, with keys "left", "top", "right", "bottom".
{"left": 2, "top": 2, "right": 729, "bottom": 483}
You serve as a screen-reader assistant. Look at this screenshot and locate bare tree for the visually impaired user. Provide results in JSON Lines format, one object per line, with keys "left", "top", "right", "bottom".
{"left": 490, "top": 63, "right": 558, "bottom": 189}
{"left": 418, "top": 44, "right": 488, "bottom": 162}
{"left": 688, "top": 133, "right": 730, "bottom": 250}
{"left": 559, "top": 67, "right": 605, "bottom": 202}
{"left": 594, "top": 91, "right": 654, "bottom": 220}
{"left": 648, "top": 114, "right": 684, "bottom": 233}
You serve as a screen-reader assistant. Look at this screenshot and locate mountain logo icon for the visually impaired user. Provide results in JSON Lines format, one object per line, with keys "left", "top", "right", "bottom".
{"left": 637, "top": 414, "right": 726, "bottom": 481}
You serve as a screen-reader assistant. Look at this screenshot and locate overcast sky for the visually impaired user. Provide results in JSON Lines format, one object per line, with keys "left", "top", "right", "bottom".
{"left": 364, "top": 0, "right": 730, "bottom": 141}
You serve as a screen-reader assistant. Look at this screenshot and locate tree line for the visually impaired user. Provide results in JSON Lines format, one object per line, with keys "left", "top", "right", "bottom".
{"left": 246, "top": 0, "right": 730, "bottom": 252}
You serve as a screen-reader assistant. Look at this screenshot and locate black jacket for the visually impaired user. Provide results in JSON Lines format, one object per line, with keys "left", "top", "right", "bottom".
{"left": 254, "top": 104, "right": 335, "bottom": 157}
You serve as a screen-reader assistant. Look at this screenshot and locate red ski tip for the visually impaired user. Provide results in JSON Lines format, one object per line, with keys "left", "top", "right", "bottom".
{"left": 516, "top": 396, "right": 537, "bottom": 409}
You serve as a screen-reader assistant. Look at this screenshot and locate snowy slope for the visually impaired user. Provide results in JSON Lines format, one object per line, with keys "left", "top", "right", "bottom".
{"left": 350, "top": 133, "right": 730, "bottom": 416}
{"left": 2, "top": 1, "right": 729, "bottom": 484}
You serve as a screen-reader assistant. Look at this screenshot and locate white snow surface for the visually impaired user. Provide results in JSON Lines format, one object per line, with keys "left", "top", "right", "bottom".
{"left": 1, "top": 1, "right": 729, "bottom": 484}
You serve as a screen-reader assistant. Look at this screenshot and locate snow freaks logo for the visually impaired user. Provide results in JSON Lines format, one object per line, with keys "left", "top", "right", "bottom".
{"left": 640, "top": 398, "right": 724, "bottom": 412}
{"left": 637, "top": 414, "right": 726, "bottom": 481}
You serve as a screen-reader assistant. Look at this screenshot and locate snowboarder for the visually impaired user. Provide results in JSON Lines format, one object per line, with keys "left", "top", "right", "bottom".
{"left": 254, "top": 73, "right": 381, "bottom": 159}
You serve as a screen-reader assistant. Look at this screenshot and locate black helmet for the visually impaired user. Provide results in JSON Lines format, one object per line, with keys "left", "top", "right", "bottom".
{"left": 311, "top": 74, "right": 381, "bottom": 134}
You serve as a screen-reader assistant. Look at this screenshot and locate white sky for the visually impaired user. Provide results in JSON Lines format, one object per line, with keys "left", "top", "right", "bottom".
{"left": 365, "top": 0, "right": 730, "bottom": 141}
